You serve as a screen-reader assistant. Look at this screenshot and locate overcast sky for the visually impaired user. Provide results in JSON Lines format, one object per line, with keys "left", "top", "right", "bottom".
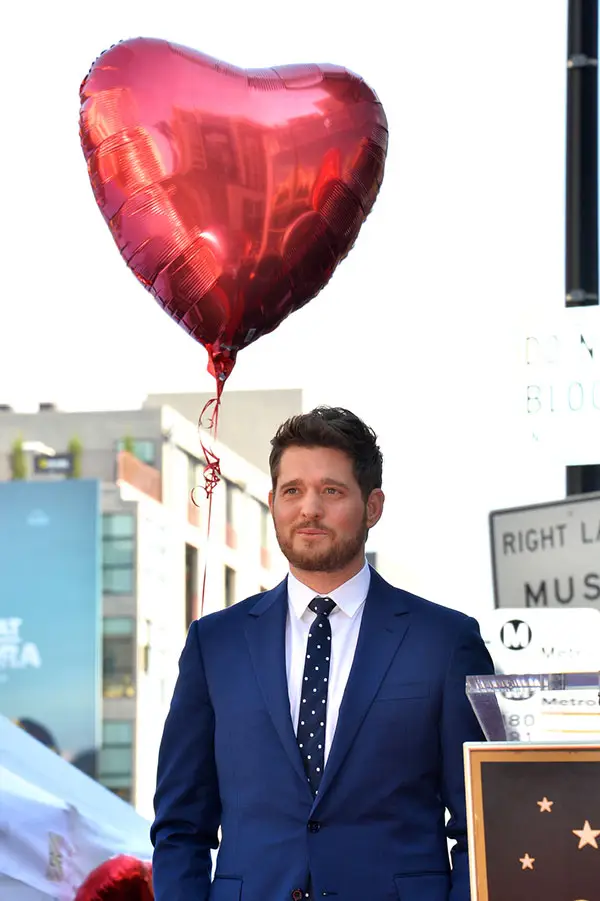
{"left": 0, "top": 0, "right": 572, "bottom": 610}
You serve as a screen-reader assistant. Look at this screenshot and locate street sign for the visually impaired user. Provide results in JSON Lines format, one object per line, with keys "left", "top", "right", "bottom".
{"left": 479, "top": 607, "right": 600, "bottom": 673}
{"left": 523, "top": 307, "right": 600, "bottom": 464}
{"left": 33, "top": 454, "right": 74, "bottom": 476}
{"left": 490, "top": 493, "right": 600, "bottom": 608}
{"left": 478, "top": 608, "right": 600, "bottom": 742}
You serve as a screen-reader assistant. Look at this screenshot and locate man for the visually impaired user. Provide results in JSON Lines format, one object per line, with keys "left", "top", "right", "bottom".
{"left": 151, "top": 407, "right": 494, "bottom": 901}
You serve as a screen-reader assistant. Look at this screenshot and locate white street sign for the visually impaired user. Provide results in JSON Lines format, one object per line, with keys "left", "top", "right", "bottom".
{"left": 490, "top": 493, "right": 600, "bottom": 608}
{"left": 523, "top": 307, "right": 600, "bottom": 463}
{"left": 479, "top": 608, "right": 600, "bottom": 742}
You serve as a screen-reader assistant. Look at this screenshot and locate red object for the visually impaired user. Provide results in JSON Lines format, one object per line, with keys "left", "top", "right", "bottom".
{"left": 80, "top": 38, "right": 387, "bottom": 386}
{"left": 74, "top": 856, "right": 153, "bottom": 901}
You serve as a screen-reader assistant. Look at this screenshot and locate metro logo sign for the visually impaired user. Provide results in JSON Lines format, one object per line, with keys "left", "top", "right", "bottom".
{"left": 500, "top": 620, "right": 533, "bottom": 650}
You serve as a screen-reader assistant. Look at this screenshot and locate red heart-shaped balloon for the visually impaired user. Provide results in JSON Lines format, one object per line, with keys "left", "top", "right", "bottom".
{"left": 80, "top": 38, "right": 387, "bottom": 384}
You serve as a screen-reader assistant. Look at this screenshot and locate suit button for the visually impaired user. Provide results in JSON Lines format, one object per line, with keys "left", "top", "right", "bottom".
{"left": 291, "top": 891, "right": 304, "bottom": 901}
{"left": 307, "top": 820, "right": 321, "bottom": 833}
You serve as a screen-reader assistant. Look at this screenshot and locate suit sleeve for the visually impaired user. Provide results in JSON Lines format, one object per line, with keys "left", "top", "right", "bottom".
{"left": 440, "top": 616, "right": 496, "bottom": 901}
{"left": 151, "top": 620, "right": 221, "bottom": 901}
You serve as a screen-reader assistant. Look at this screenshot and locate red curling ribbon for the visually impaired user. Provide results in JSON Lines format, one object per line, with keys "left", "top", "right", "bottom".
{"left": 192, "top": 380, "right": 225, "bottom": 618}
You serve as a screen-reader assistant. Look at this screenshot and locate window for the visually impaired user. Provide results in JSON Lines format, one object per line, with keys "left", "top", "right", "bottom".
{"left": 186, "top": 453, "right": 205, "bottom": 494}
{"left": 103, "top": 618, "right": 136, "bottom": 698}
{"left": 103, "top": 568, "right": 134, "bottom": 594}
{"left": 185, "top": 544, "right": 198, "bottom": 627}
{"left": 102, "top": 513, "right": 135, "bottom": 595}
{"left": 225, "top": 480, "right": 243, "bottom": 548}
{"left": 225, "top": 479, "right": 234, "bottom": 523}
{"left": 225, "top": 479, "right": 244, "bottom": 525}
{"left": 225, "top": 566, "right": 236, "bottom": 607}
{"left": 103, "top": 514, "right": 134, "bottom": 538}
{"left": 188, "top": 455, "right": 197, "bottom": 494}
{"left": 115, "top": 438, "right": 156, "bottom": 467}
{"left": 102, "top": 720, "right": 133, "bottom": 744}
{"left": 566, "top": 464, "right": 600, "bottom": 495}
{"left": 107, "top": 786, "right": 132, "bottom": 802}
{"left": 99, "top": 720, "right": 133, "bottom": 801}
{"left": 99, "top": 747, "right": 132, "bottom": 776}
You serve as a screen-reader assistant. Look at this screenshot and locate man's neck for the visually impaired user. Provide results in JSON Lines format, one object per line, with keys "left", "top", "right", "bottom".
{"left": 289, "top": 557, "right": 366, "bottom": 595}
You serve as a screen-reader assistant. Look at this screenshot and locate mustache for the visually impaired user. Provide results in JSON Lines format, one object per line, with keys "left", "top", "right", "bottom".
{"left": 293, "top": 521, "right": 332, "bottom": 535}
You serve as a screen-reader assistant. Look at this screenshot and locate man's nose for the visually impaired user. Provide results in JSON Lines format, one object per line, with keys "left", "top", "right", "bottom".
{"left": 300, "top": 490, "right": 324, "bottom": 518}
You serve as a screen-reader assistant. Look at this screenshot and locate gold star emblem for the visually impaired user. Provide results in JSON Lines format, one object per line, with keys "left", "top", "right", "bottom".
{"left": 519, "top": 853, "right": 535, "bottom": 870}
{"left": 537, "top": 796, "right": 554, "bottom": 813}
{"left": 572, "top": 820, "right": 600, "bottom": 850}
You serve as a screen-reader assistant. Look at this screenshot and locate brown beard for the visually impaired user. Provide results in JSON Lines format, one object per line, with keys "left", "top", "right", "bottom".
{"left": 274, "top": 514, "right": 367, "bottom": 573}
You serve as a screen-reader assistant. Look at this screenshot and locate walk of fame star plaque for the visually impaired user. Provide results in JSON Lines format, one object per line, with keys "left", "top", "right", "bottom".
{"left": 464, "top": 743, "right": 600, "bottom": 901}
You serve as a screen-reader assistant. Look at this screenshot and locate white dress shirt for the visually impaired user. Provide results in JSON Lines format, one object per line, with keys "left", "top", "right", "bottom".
{"left": 285, "top": 562, "right": 371, "bottom": 765}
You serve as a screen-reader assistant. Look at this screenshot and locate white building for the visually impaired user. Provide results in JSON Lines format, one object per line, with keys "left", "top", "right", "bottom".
{"left": 0, "top": 401, "right": 287, "bottom": 817}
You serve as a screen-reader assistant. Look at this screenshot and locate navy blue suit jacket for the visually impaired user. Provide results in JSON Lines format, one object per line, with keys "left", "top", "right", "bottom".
{"left": 151, "top": 569, "right": 494, "bottom": 901}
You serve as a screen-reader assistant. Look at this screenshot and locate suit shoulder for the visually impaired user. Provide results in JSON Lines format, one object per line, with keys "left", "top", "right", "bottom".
{"left": 387, "top": 581, "right": 478, "bottom": 633}
{"left": 191, "top": 584, "right": 282, "bottom": 633}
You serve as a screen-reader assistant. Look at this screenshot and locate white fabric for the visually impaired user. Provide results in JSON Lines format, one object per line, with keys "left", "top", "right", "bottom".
{"left": 0, "top": 874, "right": 55, "bottom": 901}
{"left": 0, "top": 714, "right": 153, "bottom": 900}
{"left": 286, "top": 562, "right": 370, "bottom": 763}
{"left": 0, "top": 766, "right": 78, "bottom": 900}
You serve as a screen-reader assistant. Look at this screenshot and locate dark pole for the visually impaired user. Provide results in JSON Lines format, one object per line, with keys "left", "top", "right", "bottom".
{"left": 566, "top": 0, "right": 599, "bottom": 306}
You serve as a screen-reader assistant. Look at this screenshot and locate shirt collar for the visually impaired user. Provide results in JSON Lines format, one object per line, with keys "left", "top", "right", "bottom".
{"left": 287, "top": 561, "right": 371, "bottom": 620}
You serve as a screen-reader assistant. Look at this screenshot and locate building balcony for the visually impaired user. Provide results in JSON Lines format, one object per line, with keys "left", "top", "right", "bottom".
{"left": 116, "top": 451, "right": 162, "bottom": 503}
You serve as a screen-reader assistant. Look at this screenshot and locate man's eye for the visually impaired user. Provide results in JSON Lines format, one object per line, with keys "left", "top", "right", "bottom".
{"left": 324, "top": 487, "right": 339, "bottom": 494}
{"left": 283, "top": 487, "right": 298, "bottom": 495}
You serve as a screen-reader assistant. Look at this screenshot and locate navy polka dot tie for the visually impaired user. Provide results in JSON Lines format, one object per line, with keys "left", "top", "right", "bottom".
{"left": 296, "top": 596, "right": 336, "bottom": 795}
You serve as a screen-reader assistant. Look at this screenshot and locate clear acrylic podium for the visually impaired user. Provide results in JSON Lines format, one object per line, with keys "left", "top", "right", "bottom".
{"left": 464, "top": 673, "right": 600, "bottom": 900}
{"left": 466, "top": 671, "right": 600, "bottom": 742}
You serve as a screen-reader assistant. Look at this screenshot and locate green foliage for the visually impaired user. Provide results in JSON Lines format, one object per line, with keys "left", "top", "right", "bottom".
{"left": 122, "top": 434, "right": 136, "bottom": 455}
{"left": 10, "top": 435, "right": 27, "bottom": 480}
{"left": 67, "top": 436, "right": 83, "bottom": 479}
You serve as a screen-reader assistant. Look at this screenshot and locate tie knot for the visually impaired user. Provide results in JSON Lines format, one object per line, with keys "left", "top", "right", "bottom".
{"left": 309, "top": 596, "right": 336, "bottom": 617}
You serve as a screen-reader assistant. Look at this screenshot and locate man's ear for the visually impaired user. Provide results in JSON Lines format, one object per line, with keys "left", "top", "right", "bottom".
{"left": 366, "top": 489, "right": 384, "bottom": 529}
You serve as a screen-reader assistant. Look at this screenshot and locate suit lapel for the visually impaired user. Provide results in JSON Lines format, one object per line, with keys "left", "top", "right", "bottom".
{"left": 244, "top": 580, "right": 311, "bottom": 793}
{"left": 312, "top": 572, "right": 411, "bottom": 809}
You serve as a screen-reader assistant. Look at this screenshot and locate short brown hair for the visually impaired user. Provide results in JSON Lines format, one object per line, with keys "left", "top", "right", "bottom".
{"left": 269, "top": 406, "right": 383, "bottom": 499}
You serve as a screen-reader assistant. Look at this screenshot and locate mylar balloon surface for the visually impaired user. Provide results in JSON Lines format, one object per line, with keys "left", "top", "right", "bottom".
{"left": 80, "top": 38, "right": 388, "bottom": 384}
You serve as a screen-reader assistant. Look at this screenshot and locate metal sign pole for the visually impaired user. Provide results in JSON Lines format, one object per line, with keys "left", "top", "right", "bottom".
{"left": 566, "top": 0, "right": 599, "bottom": 307}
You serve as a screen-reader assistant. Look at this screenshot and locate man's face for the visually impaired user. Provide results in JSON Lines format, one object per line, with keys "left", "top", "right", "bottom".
{"left": 269, "top": 446, "right": 384, "bottom": 574}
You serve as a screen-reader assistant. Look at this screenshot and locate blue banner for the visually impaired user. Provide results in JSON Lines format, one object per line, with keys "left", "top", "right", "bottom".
{"left": 0, "top": 479, "right": 102, "bottom": 772}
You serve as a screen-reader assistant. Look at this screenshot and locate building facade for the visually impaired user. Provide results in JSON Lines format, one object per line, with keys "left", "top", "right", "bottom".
{"left": 0, "top": 401, "right": 287, "bottom": 817}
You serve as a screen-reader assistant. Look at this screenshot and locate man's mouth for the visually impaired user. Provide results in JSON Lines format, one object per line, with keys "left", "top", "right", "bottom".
{"left": 295, "top": 528, "right": 329, "bottom": 537}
